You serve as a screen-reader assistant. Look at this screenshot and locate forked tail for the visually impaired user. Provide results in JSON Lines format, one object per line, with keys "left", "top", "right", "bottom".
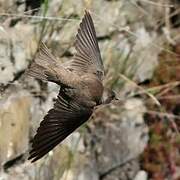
{"left": 26, "top": 42, "right": 60, "bottom": 83}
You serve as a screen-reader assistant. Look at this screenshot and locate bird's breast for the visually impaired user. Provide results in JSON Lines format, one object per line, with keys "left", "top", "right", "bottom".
{"left": 81, "top": 75, "right": 103, "bottom": 105}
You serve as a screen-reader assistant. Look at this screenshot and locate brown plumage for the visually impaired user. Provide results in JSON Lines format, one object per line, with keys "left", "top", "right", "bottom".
{"left": 27, "top": 10, "right": 114, "bottom": 162}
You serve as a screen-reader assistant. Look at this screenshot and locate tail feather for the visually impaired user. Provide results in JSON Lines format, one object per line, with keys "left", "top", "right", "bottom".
{"left": 26, "top": 42, "right": 60, "bottom": 82}
{"left": 26, "top": 63, "right": 48, "bottom": 81}
{"left": 26, "top": 42, "right": 79, "bottom": 88}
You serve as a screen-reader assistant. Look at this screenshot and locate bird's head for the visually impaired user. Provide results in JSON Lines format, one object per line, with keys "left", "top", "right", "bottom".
{"left": 101, "top": 88, "right": 118, "bottom": 104}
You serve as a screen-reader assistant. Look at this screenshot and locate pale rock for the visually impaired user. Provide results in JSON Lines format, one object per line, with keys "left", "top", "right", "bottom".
{"left": 0, "top": 23, "right": 36, "bottom": 85}
{"left": 86, "top": 98, "right": 149, "bottom": 179}
{"left": 0, "top": 89, "right": 31, "bottom": 165}
{"left": 134, "top": 170, "right": 148, "bottom": 180}
{"left": 131, "top": 27, "right": 160, "bottom": 82}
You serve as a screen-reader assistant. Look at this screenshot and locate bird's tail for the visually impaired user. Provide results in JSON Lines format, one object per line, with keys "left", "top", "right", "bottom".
{"left": 26, "top": 42, "right": 60, "bottom": 83}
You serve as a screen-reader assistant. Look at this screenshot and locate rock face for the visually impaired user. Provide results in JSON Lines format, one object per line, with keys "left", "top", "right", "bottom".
{"left": 0, "top": 88, "right": 31, "bottom": 166}
{"left": 0, "top": 23, "right": 36, "bottom": 85}
{"left": 85, "top": 99, "right": 148, "bottom": 180}
{"left": 0, "top": 0, "right": 179, "bottom": 179}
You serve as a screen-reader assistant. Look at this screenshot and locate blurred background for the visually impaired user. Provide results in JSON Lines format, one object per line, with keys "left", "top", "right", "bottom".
{"left": 0, "top": 0, "right": 179, "bottom": 179}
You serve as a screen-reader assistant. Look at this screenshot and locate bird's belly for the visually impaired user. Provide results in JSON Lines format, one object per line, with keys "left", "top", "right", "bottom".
{"left": 78, "top": 79, "right": 103, "bottom": 106}
{"left": 64, "top": 74, "right": 103, "bottom": 107}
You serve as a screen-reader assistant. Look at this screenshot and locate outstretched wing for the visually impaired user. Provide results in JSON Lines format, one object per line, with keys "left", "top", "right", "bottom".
{"left": 69, "top": 10, "right": 104, "bottom": 80}
{"left": 28, "top": 91, "right": 93, "bottom": 162}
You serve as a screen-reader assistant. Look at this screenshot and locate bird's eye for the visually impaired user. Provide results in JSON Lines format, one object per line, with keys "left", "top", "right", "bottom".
{"left": 96, "top": 71, "right": 102, "bottom": 77}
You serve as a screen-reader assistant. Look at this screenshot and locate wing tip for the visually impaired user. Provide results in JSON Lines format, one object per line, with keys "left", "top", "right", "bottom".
{"left": 28, "top": 154, "right": 36, "bottom": 163}
{"left": 39, "top": 41, "right": 48, "bottom": 51}
{"left": 28, "top": 156, "right": 39, "bottom": 163}
{"left": 84, "top": 9, "right": 90, "bottom": 15}
{"left": 28, "top": 149, "right": 45, "bottom": 163}
{"left": 84, "top": 9, "right": 92, "bottom": 22}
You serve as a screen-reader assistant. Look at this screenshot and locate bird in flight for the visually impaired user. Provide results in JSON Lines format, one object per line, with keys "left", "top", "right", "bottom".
{"left": 26, "top": 10, "right": 115, "bottom": 162}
